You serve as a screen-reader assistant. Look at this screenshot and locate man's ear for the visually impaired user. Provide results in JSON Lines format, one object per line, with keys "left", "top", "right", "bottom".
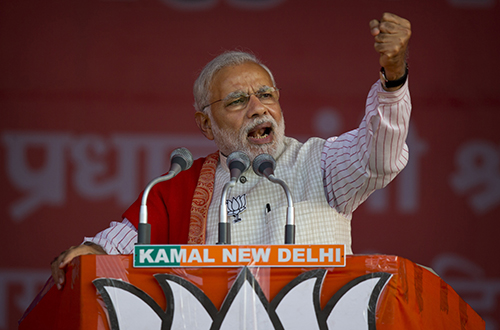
{"left": 195, "top": 111, "right": 214, "bottom": 140}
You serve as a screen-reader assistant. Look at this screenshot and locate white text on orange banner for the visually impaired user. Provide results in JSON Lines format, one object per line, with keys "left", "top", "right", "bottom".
{"left": 133, "top": 244, "right": 346, "bottom": 268}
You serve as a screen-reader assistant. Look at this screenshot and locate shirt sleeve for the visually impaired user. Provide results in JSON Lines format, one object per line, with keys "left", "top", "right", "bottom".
{"left": 82, "top": 218, "right": 138, "bottom": 255}
{"left": 321, "top": 79, "right": 411, "bottom": 217}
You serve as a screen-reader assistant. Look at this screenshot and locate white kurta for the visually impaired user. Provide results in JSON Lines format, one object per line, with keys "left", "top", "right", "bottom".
{"left": 206, "top": 137, "right": 353, "bottom": 252}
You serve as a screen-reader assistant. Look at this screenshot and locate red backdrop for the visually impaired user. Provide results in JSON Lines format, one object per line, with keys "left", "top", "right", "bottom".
{"left": 1, "top": 0, "right": 499, "bottom": 329}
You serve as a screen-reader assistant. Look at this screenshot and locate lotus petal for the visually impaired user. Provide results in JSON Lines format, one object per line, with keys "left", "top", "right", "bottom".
{"left": 94, "top": 278, "right": 165, "bottom": 330}
{"left": 324, "top": 273, "right": 392, "bottom": 330}
{"left": 155, "top": 274, "right": 217, "bottom": 330}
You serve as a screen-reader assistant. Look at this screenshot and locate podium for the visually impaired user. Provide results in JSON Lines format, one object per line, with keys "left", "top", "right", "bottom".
{"left": 19, "top": 252, "right": 484, "bottom": 329}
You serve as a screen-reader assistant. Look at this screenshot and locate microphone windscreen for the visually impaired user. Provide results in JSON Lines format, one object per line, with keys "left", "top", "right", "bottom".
{"left": 227, "top": 151, "right": 250, "bottom": 174}
{"left": 170, "top": 147, "right": 194, "bottom": 171}
{"left": 252, "top": 153, "right": 276, "bottom": 177}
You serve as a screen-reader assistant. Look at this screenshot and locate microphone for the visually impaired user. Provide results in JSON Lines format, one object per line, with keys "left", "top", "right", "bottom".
{"left": 138, "top": 147, "right": 194, "bottom": 244}
{"left": 227, "top": 151, "right": 251, "bottom": 181}
{"left": 167, "top": 147, "right": 194, "bottom": 177}
{"left": 252, "top": 153, "right": 276, "bottom": 178}
{"left": 218, "top": 151, "right": 250, "bottom": 244}
{"left": 252, "top": 153, "right": 296, "bottom": 244}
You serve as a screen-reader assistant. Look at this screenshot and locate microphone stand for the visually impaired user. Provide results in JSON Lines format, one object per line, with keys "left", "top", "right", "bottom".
{"left": 137, "top": 148, "right": 193, "bottom": 245}
{"left": 266, "top": 174, "right": 295, "bottom": 244}
{"left": 218, "top": 151, "right": 250, "bottom": 245}
{"left": 218, "top": 177, "right": 237, "bottom": 245}
{"left": 253, "top": 154, "right": 296, "bottom": 244}
{"left": 138, "top": 171, "right": 178, "bottom": 245}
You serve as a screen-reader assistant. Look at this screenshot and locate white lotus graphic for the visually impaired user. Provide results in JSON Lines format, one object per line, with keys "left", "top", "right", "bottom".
{"left": 226, "top": 194, "right": 247, "bottom": 223}
{"left": 93, "top": 268, "right": 392, "bottom": 330}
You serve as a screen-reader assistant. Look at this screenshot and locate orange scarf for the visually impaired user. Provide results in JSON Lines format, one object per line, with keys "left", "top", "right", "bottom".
{"left": 187, "top": 152, "right": 219, "bottom": 244}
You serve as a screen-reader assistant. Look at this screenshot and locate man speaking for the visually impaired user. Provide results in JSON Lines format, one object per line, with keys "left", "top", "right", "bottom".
{"left": 51, "top": 13, "right": 412, "bottom": 290}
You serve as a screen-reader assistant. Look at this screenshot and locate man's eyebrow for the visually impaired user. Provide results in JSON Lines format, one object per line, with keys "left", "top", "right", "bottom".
{"left": 224, "top": 90, "right": 247, "bottom": 100}
{"left": 223, "top": 85, "right": 273, "bottom": 100}
{"left": 257, "top": 85, "right": 274, "bottom": 92}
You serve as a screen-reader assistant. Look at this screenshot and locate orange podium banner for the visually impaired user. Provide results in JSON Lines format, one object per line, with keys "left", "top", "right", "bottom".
{"left": 19, "top": 253, "right": 484, "bottom": 329}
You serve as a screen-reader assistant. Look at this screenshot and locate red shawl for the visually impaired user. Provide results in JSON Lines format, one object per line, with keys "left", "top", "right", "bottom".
{"left": 124, "top": 152, "right": 219, "bottom": 244}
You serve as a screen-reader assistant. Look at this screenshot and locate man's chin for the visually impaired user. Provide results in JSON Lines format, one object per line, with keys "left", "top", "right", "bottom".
{"left": 245, "top": 141, "right": 285, "bottom": 161}
{"left": 215, "top": 132, "right": 284, "bottom": 162}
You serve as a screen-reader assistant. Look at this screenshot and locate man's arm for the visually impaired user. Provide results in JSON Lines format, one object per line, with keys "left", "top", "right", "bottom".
{"left": 82, "top": 218, "right": 137, "bottom": 254}
{"left": 50, "top": 218, "right": 137, "bottom": 290}
{"left": 50, "top": 242, "right": 106, "bottom": 290}
{"left": 321, "top": 13, "right": 412, "bottom": 216}
{"left": 322, "top": 80, "right": 411, "bottom": 215}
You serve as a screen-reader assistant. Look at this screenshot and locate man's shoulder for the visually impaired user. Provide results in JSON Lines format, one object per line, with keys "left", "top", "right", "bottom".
{"left": 281, "top": 136, "right": 326, "bottom": 162}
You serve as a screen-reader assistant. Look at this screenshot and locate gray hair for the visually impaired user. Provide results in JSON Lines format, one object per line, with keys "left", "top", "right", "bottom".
{"left": 193, "top": 51, "right": 276, "bottom": 112}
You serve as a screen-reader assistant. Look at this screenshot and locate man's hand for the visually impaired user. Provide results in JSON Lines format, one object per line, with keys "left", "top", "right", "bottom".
{"left": 50, "top": 243, "right": 106, "bottom": 290}
{"left": 370, "top": 13, "right": 411, "bottom": 83}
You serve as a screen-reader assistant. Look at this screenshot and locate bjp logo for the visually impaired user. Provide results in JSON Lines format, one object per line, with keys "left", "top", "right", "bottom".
{"left": 226, "top": 194, "right": 247, "bottom": 223}
{"left": 93, "top": 267, "right": 391, "bottom": 330}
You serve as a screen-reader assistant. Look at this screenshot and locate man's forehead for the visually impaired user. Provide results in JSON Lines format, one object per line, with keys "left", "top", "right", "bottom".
{"left": 211, "top": 62, "right": 273, "bottom": 96}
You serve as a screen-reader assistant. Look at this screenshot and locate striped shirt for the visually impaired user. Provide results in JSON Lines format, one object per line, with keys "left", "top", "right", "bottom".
{"left": 83, "top": 79, "right": 411, "bottom": 254}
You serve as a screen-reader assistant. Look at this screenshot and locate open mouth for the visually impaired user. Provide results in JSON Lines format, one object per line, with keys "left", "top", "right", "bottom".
{"left": 247, "top": 123, "right": 273, "bottom": 143}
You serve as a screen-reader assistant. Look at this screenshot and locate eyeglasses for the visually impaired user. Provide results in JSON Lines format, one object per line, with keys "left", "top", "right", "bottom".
{"left": 201, "top": 86, "right": 280, "bottom": 112}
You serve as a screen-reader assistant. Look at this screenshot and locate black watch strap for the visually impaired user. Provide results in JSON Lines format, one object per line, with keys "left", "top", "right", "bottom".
{"left": 380, "top": 65, "right": 408, "bottom": 88}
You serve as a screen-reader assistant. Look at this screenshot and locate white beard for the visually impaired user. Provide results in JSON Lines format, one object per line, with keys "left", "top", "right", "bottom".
{"left": 208, "top": 112, "right": 286, "bottom": 162}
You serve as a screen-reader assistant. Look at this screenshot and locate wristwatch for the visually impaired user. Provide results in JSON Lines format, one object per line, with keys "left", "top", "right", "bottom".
{"left": 380, "top": 65, "right": 408, "bottom": 88}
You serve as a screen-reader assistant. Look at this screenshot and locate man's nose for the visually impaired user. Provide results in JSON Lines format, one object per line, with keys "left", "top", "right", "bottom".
{"left": 246, "top": 95, "right": 267, "bottom": 118}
